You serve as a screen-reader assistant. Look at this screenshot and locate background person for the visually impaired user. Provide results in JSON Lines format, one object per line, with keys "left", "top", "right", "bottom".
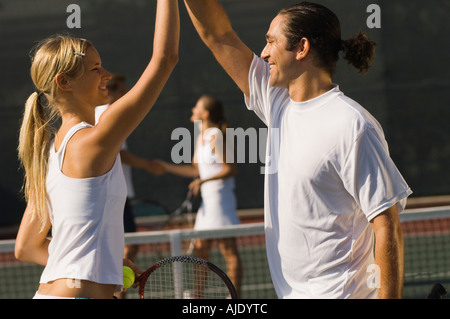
{"left": 96, "top": 73, "right": 160, "bottom": 263}
{"left": 96, "top": 73, "right": 163, "bottom": 298}
{"left": 153, "top": 95, "right": 243, "bottom": 297}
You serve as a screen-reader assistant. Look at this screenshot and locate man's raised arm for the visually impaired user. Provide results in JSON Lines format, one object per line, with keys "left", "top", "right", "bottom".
{"left": 184, "top": 0, "right": 254, "bottom": 97}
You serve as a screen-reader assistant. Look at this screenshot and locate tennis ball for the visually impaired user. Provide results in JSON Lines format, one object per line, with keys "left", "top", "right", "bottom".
{"left": 123, "top": 266, "right": 135, "bottom": 289}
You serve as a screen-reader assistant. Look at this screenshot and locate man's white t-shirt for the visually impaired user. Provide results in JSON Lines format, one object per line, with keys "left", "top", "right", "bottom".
{"left": 245, "top": 54, "right": 412, "bottom": 299}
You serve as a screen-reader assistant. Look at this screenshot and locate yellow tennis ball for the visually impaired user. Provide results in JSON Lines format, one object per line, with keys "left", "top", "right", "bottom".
{"left": 123, "top": 266, "right": 135, "bottom": 289}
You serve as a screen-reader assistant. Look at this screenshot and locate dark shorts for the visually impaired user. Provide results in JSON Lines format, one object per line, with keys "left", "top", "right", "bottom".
{"left": 123, "top": 198, "right": 137, "bottom": 233}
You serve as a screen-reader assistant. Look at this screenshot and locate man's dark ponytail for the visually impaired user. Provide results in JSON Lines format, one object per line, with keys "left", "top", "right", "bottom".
{"left": 341, "top": 30, "right": 377, "bottom": 74}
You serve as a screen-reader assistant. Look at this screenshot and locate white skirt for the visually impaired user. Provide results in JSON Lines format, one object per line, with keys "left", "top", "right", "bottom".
{"left": 194, "top": 178, "right": 240, "bottom": 230}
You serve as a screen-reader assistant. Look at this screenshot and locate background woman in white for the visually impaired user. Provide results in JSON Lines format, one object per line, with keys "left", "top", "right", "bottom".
{"left": 154, "top": 95, "right": 242, "bottom": 297}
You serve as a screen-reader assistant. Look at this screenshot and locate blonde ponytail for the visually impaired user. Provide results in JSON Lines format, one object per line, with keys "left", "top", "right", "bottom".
{"left": 18, "top": 92, "right": 55, "bottom": 231}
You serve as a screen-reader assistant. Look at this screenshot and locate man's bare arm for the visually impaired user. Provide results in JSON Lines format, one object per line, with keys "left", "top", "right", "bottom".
{"left": 371, "top": 205, "right": 404, "bottom": 298}
{"left": 184, "top": 0, "right": 254, "bottom": 96}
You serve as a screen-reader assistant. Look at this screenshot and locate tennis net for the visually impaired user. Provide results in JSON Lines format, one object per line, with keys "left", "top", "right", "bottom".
{"left": 0, "top": 206, "right": 449, "bottom": 299}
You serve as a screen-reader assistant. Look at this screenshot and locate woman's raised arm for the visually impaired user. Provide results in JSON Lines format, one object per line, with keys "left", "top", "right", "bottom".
{"left": 95, "top": 0, "right": 180, "bottom": 153}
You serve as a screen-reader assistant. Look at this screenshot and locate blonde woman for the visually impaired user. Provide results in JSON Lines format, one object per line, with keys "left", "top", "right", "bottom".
{"left": 15, "top": 0, "right": 179, "bottom": 299}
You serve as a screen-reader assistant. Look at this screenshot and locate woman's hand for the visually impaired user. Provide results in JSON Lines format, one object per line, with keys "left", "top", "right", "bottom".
{"left": 123, "top": 258, "right": 144, "bottom": 289}
{"left": 189, "top": 178, "right": 204, "bottom": 196}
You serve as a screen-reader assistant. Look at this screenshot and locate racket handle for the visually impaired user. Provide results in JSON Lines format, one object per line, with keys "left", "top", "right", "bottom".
{"left": 427, "top": 283, "right": 447, "bottom": 299}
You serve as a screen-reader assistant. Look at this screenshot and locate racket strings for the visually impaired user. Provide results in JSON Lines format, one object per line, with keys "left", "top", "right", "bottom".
{"left": 143, "top": 261, "right": 231, "bottom": 299}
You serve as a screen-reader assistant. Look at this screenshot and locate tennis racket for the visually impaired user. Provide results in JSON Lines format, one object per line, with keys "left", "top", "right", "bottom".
{"left": 131, "top": 188, "right": 198, "bottom": 230}
{"left": 137, "top": 255, "right": 238, "bottom": 299}
{"left": 169, "top": 188, "right": 197, "bottom": 227}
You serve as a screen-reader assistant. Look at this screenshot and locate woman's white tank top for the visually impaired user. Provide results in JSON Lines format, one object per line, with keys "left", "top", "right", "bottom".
{"left": 40, "top": 122, "right": 127, "bottom": 291}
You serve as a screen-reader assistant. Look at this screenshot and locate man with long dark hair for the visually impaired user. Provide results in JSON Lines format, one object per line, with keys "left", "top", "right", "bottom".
{"left": 183, "top": 1, "right": 411, "bottom": 299}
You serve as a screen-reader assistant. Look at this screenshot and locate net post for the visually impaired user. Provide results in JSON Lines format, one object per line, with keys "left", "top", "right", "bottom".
{"left": 169, "top": 230, "right": 183, "bottom": 298}
{"left": 170, "top": 230, "right": 182, "bottom": 256}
